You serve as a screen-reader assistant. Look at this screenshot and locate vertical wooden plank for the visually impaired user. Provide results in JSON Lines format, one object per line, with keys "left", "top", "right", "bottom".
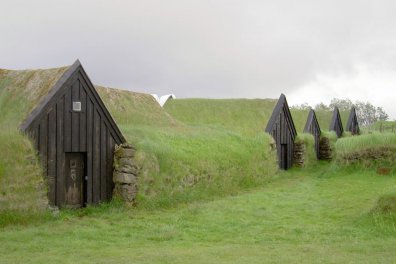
{"left": 39, "top": 115, "right": 48, "bottom": 185}
{"left": 289, "top": 141, "right": 292, "bottom": 169}
{"left": 86, "top": 99, "right": 93, "bottom": 204}
{"left": 47, "top": 109, "right": 56, "bottom": 205}
{"left": 27, "top": 126, "right": 38, "bottom": 151}
{"left": 93, "top": 109, "right": 101, "bottom": 203}
{"left": 277, "top": 117, "right": 281, "bottom": 168}
{"left": 64, "top": 87, "right": 72, "bottom": 152}
{"left": 36, "top": 125, "right": 41, "bottom": 152}
{"left": 34, "top": 126, "right": 40, "bottom": 151}
{"left": 282, "top": 111, "right": 286, "bottom": 144}
{"left": 71, "top": 79, "right": 80, "bottom": 152}
{"left": 79, "top": 80, "right": 87, "bottom": 152}
{"left": 100, "top": 123, "right": 107, "bottom": 201}
{"left": 107, "top": 135, "right": 115, "bottom": 200}
{"left": 56, "top": 97, "right": 65, "bottom": 206}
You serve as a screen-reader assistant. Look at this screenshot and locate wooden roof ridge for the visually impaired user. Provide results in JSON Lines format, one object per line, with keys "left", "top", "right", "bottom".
{"left": 346, "top": 107, "right": 358, "bottom": 130}
{"left": 265, "top": 93, "right": 297, "bottom": 138}
{"left": 303, "top": 109, "right": 320, "bottom": 133}
{"left": 20, "top": 60, "right": 126, "bottom": 143}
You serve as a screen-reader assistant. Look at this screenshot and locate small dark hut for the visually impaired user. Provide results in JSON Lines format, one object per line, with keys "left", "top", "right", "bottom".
{"left": 265, "top": 94, "right": 297, "bottom": 170}
{"left": 303, "top": 109, "right": 321, "bottom": 159}
{"left": 346, "top": 107, "right": 360, "bottom": 135}
{"left": 21, "top": 60, "right": 126, "bottom": 208}
{"left": 329, "top": 107, "right": 343, "bottom": 138}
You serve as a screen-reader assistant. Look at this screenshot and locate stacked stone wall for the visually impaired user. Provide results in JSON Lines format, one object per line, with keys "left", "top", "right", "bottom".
{"left": 293, "top": 141, "right": 305, "bottom": 167}
{"left": 113, "top": 143, "right": 139, "bottom": 204}
{"left": 319, "top": 137, "right": 332, "bottom": 161}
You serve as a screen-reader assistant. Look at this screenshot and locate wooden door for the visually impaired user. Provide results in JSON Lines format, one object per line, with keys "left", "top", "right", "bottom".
{"left": 65, "top": 153, "right": 85, "bottom": 208}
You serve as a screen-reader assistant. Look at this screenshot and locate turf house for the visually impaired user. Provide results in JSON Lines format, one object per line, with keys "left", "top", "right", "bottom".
{"left": 346, "top": 107, "right": 360, "bottom": 135}
{"left": 20, "top": 60, "right": 125, "bottom": 208}
{"left": 329, "top": 107, "right": 344, "bottom": 138}
{"left": 265, "top": 94, "right": 297, "bottom": 170}
{"left": 303, "top": 109, "right": 321, "bottom": 159}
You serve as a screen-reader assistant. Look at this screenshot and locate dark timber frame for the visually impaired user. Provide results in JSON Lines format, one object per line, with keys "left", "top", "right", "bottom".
{"left": 21, "top": 60, "right": 125, "bottom": 207}
{"left": 346, "top": 107, "right": 360, "bottom": 135}
{"left": 304, "top": 109, "right": 321, "bottom": 159}
{"left": 329, "top": 107, "right": 343, "bottom": 138}
{"left": 265, "top": 94, "right": 297, "bottom": 170}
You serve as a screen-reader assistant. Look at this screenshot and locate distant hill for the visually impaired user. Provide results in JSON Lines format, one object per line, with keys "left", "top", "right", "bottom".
{"left": 164, "top": 98, "right": 338, "bottom": 134}
{"left": 164, "top": 98, "right": 278, "bottom": 136}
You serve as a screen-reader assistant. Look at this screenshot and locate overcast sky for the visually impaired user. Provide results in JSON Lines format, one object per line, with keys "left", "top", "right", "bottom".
{"left": 1, "top": 0, "right": 396, "bottom": 118}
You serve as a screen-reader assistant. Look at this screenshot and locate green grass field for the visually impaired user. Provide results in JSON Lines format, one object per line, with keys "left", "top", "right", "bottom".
{"left": 1, "top": 165, "right": 395, "bottom": 263}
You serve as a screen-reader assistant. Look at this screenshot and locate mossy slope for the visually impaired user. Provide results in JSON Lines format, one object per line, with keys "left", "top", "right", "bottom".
{"left": 98, "top": 92, "right": 278, "bottom": 208}
{"left": 0, "top": 67, "right": 69, "bottom": 212}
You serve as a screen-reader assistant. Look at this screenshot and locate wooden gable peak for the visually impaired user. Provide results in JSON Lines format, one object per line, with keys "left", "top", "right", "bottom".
{"left": 303, "top": 109, "right": 320, "bottom": 133}
{"left": 265, "top": 93, "right": 297, "bottom": 140}
{"left": 346, "top": 107, "right": 360, "bottom": 135}
{"left": 20, "top": 60, "right": 125, "bottom": 143}
{"left": 329, "top": 107, "right": 344, "bottom": 137}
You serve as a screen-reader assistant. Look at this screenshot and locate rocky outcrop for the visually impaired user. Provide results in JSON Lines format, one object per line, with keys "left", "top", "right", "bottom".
{"left": 113, "top": 143, "right": 139, "bottom": 204}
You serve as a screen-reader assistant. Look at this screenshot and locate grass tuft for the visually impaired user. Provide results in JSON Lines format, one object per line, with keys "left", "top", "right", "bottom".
{"left": 371, "top": 193, "right": 396, "bottom": 214}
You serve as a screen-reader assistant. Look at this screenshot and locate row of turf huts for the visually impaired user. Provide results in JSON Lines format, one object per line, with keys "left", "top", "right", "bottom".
{"left": 1, "top": 60, "right": 359, "bottom": 208}
{"left": 265, "top": 94, "right": 360, "bottom": 170}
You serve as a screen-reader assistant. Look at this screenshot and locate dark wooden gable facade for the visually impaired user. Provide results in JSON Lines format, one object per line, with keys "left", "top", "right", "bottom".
{"left": 303, "top": 109, "right": 321, "bottom": 159}
{"left": 329, "top": 107, "right": 343, "bottom": 138}
{"left": 265, "top": 94, "right": 297, "bottom": 170}
{"left": 346, "top": 107, "right": 360, "bottom": 135}
{"left": 21, "top": 60, "right": 125, "bottom": 208}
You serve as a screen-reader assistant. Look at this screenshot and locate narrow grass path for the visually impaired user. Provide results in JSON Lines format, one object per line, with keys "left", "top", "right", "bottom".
{"left": 1, "top": 168, "right": 396, "bottom": 263}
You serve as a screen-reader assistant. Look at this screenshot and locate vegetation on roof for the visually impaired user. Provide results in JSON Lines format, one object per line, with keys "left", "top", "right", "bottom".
{"left": 0, "top": 67, "right": 68, "bottom": 127}
{"left": 96, "top": 86, "right": 181, "bottom": 128}
{"left": 87, "top": 89, "right": 279, "bottom": 208}
{"left": 0, "top": 66, "right": 68, "bottom": 212}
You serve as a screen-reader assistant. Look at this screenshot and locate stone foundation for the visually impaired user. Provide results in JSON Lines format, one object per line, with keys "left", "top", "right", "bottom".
{"left": 293, "top": 141, "right": 305, "bottom": 167}
{"left": 113, "top": 143, "right": 139, "bottom": 204}
{"left": 319, "top": 137, "right": 332, "bottom": 161}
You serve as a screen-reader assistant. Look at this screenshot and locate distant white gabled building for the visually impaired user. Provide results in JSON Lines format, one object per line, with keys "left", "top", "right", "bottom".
{"left": 151, "top": 94, "right": 176, "bottom": 107}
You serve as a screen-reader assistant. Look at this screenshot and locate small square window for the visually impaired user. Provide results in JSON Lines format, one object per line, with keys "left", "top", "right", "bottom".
{"left": 73, "top": 101, "right": 81, "bottom": 112}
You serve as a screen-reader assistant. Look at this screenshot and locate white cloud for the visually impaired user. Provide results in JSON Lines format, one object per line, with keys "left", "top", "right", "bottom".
{"left": 1, "top": 0, "right": 396, "bottom": 115}
{"left": 288, "top": 64, "right": 396, "bottom": 119}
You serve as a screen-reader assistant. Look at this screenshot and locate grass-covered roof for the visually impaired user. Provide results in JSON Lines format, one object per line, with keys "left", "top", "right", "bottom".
{"left": 0, "top": 66, "right": 69, "bottom": 128}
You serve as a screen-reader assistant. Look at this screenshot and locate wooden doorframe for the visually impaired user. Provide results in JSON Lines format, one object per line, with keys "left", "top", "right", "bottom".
{"left": 64, "top": 152, "right": 87, "bottom": 208}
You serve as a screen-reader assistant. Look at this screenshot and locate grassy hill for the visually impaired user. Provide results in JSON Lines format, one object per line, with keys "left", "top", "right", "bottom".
{"left": 0, "top": 67, "right": 278, "bottom": 211}
{"left": 165, "top": 98, "right": 314, "bottom": 134}
{"left": 97, "top": 90, "right": 278, "bottom": 208}
{"left": 0, "top": 67, "right": 68, "bottom": 212}
{"left": 164, "top": 98, "right": 277, "bottom": 135}
{"left": 164, "top": 98, "right": 351, "bottom": 134}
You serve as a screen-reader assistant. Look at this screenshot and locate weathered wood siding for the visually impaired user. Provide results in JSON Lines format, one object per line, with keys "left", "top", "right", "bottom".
{"left": 329, "top": 107, "right": 343, "bottom": 138}
{"left": 23, "top": 62, "right": 124, "bottom": 206}
{"left": 346, "top": 107, "right": 360, "bottom": 135}
{"left": 304, "top": 110, "right": 321, "bottom": 159}
{"left": 265, "top": 94, "right": 297, "bottom": 170}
